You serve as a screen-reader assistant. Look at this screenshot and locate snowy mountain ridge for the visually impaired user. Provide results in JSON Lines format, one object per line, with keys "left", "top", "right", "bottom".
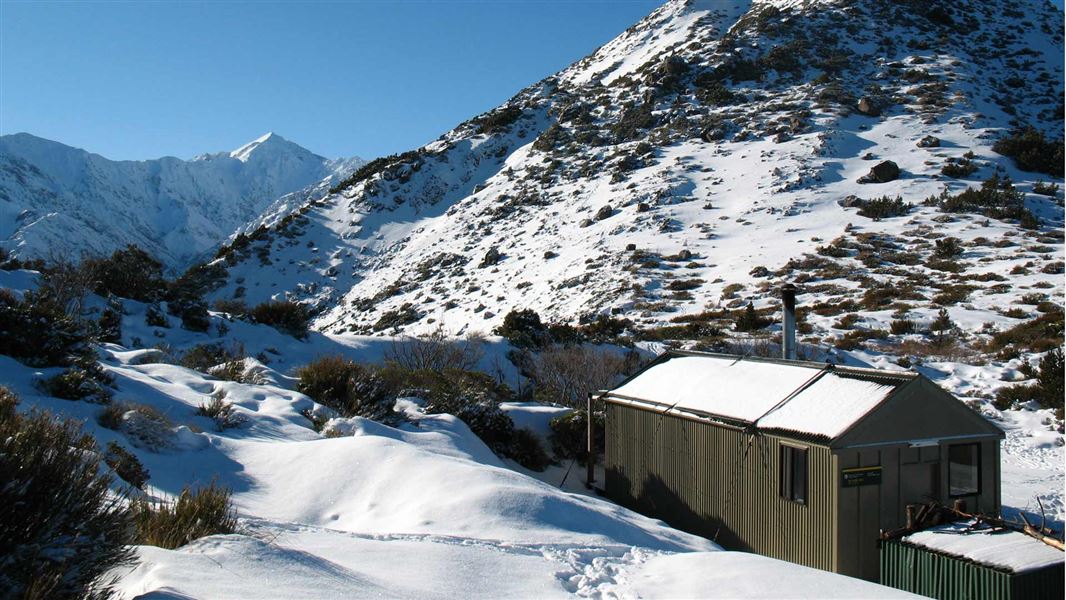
{"left": 205, "top": 0, "right": 1062, "bottom": 374}
{"left": 0, "top": 132, "right": 364, "bottom": 270}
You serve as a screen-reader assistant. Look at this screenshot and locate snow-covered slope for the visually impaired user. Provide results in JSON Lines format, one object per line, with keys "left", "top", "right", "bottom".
{"left": 207, "top": 0, "right": 1062, "bottom": 340}
{"left": 0, "top": 132, "right": 363, "bottom": 269}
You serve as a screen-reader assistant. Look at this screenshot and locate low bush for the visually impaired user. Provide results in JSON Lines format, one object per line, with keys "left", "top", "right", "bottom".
{"left": 249, "top": 300, "right": 309, "bottom": 338}
{"left": 1032, "top": 181, "right": 1059, "bottom": 196}
{"left": 196, "top": 390, "right": 245, "bottom": 431}
{"left": 180, "top": 342, "right": 245, "bottom": 374}
{"left": 0, "top": 288, "right": 93, "bottom": 367}
{"left": 86, "top": 245, "right": 168, "bottom": 302}
{"left": 734, "top": 302, "right": 771, "bottom": 332}
{"left": 988, "top": 310, "right": 1064, "bottom": 354}
{"left": 890, "top": 318, "right": 918, "bottom": 335}
{"left": 509, "top": 428, "right": 552, "bottom": 472}
{"left": 296, "top": 356, "right": 397, "bottom": 421}
{"left": 857, "top": 195, "right": 911, "bottom": 219}
{"left": 0, "top": 387, "right": 134, "bottom": 598}
{"left": 994, "top": 348, "right": 1064, "bottom": 417}
{"left": 495, "top": 309, "right": 551, "bottom": 350}
{"left": 121, "top": 404, "right": 176, "bottom": 452}
{"left": 992, "top": 127, "right": 1064, "bottom": 177}
{"left": 929, "top": 174, "right": 1039, "bottom": 228}
{"left": 104, "top": 441, "right": 150, "bottom": 489}
{"left": 549, "top": 409, "right": 605, "bottom": 465}
{"left": 39, "top": 366, "right": 113, "bottom": 403}
{"left": 132, "top": 482, "right": 238, "bottom": 549}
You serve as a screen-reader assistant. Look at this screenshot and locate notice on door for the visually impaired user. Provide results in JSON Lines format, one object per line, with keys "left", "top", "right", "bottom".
{"left": 842, "top": 466, "right": 882, "bottom": 487}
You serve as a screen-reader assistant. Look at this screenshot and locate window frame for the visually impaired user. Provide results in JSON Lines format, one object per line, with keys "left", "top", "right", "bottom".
{"left": 947, "top": 442, "right": 981, "bottom": 497}
{"left": 779, "top": 443, "right": 809, "bottom": 505}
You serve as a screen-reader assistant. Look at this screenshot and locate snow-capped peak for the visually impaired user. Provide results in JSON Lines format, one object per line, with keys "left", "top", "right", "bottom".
{"left": 229, "top": 131, "right": 319, "bottom": 163}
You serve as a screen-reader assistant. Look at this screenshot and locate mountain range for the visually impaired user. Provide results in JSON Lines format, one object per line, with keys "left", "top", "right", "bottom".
{"left": 0, "top": 132, "right": 363, "bottom": 269}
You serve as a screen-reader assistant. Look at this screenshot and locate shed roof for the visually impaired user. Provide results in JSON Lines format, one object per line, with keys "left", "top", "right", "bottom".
{"left": 606, "top": 351, "right": 925, "bottom": 441}
{"left": 903, "top": 521, "right": 1064, "bottom": 573}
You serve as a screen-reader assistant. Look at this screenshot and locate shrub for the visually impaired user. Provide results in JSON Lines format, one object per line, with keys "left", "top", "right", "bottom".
{"left": 549, "top": 409, "right": 605, "bottom": 465}
{"left": 121, "top": 404, "right": 176, "bottom": 452}
{"left": 372, "top": 304, "right": 420, "bottom": 332}
{"left": 472, "top": 105, "right": 523, "bottom": 134}
{"left": 172, "top": 298, "right": 211, "bottom": 332}
{"left": 933, "top": 237, "right": 964, "bottom": 258}
{"left": 992, "top": 127, "right": 1064, "bottom": 177}
{"left": 525, "top": 345, "right": 641, "bottom": 408}
{"left": 940, "top": 157, "right": 978, "bottom": 178}
{"left": 0, "top": 288, "right": 92, "bottom": 367}
{"left": 104, "top": 441, "right": 150, "bottom": 489}
{"left": 180, "top": 342, "right": 244, "bottom": 373}
{"left": 296, "top": 356, "right": 397, "bottom": 420}
{"left": 994, "top": 348, "right": 1064, "bottom": 417}
{"left": 132, "top": 482, "right": 238, "bottom": 549}
{"left": 931, "top": 173, "right": 1039, "bottom": 228}
{"left": 196, "top": 390, "right": 245, "bottom": 431}
{"left": 0, "top": 387, "right": 134, "bottom": 598}
{"left": 385, "top": 328, "right": 485, "bottom": 372}
{"left": 495, "top": 309, "right": 551, "bottom": 350}
{"left": 39, "top": 366, "right": 113, "bottom": 403}
{"left": 86, "top": 245, "right": 167, "bottom": 302}
{"left": 989, "top": 310, "right": 1064, "bottom": 354}
{"left": 145, "top": 303, "right": 169, "bottom": 328}
{"left": 98, "top": 307, "right": 122, "bottom": 344}
{"left": 249, "top": 300, "right": 309, "bottom": 338}
{"left": 735, "top": 302, "right": 770, "bottom": 332}
{"left": 857, "top": 195, "right": 911, "bottom": 219}
{"left": 1032, "top": 181, "right": 1059, "bottom": 196}
{"left": 509, "top": 428, "right": 551, "bottom": 472}
{"left": 890, "top": 318, "right": 918, "bottom": 335}
{"left": 212, "top": 298, "right": 249, "bottom": 318}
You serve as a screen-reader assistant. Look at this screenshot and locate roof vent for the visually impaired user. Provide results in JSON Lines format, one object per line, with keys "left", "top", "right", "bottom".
{"left": 782, "top": 283, "right": 797, "bottom": 360}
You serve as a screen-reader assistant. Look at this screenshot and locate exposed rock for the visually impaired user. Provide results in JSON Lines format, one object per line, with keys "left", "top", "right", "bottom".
{"left": 578, "top": 218, "right": 594, "bottom": 228}
{"left": 856, "top": 97, "right": 882, "bottom": 117}
{"left": 595, "top": 205, "right": 614, "bottom": 221}
{"left": 625, "top": 243, "right": 637, "bottom": 251}
{"left": 749, "top": 266, "right": 771, "bottom": 278}
{"left": 917, "top": 135, "right": 941, "bottom": 148}
{"left": 636, "top": 202, "right": 651, "bottom": 213}
{"left": 701, "top": 126, "right": 727, "bottom": 142}
{"left": 858, "top": 160, "right": 900, "bottom": 184}
{"left": 478, "top": 247, "right": 502, "bottom": 268}
{"left": 838, "top": 195, "right": 864, "bottom": 208}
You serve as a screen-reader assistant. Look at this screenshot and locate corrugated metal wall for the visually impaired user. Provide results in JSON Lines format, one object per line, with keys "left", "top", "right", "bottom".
{"left": 605, "top": 401, "right": 838, "bottom": 572}
{"left": 880, "top": 539, "right": 1065, "bottom": 600}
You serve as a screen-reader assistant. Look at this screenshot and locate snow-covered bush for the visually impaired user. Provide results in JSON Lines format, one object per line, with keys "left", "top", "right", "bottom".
{"left": 131, "top": 482, "right": 237, "bottom": 549}
{"left": 104, "top": 441, "right": 150, "bottom": 489}
{"left": 38, "top": 366, "right": 113, "bottom": 403}
{"left": 121, "top": 403, "right": 176, "bottom": 452}
{"left": 179, "top": 342, "right": 244, "bottom": 374}
{"left": 249, "top": 299, "right": 309, "bottom": 338}
{"left": 0, "top": 387, "right": 134, "bottom": 598}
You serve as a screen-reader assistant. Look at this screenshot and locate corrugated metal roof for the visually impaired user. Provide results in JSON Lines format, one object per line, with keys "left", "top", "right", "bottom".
{"left": 607, "top": 351, "right": 915, "bottom": 440}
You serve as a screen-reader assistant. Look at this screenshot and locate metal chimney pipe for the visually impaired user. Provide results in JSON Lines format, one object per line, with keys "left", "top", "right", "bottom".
{"left": 782, "top": 283, "right": 797, "bottom": 360}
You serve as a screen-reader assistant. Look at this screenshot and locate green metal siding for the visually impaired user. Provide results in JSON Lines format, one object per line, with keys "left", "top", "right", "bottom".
{"left": 605, "top": 400, "right": 838, "bottom": 572}
{"left": 880, "top": 539, "right": 1065, "bottom": 600}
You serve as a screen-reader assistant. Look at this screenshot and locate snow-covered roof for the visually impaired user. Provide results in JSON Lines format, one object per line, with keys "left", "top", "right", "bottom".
{"left": 903, "top": 521, "right": 1064, "bottom": 574}
{"left": 608, "top": 352, "right": 913, "bottom": 439}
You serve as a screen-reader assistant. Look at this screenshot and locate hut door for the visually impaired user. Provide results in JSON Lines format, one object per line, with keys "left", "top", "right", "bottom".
{"left": 901, "top": 459, "right": 940, "bottom": 507}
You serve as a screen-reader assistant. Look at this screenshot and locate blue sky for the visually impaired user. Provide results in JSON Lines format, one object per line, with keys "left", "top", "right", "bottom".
{"left": 0, "top": 0, "right": 659, "bottom": 161}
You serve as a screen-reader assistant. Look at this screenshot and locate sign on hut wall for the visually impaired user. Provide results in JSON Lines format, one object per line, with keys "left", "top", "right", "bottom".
{"left": 842, "top": 466, "right": 882, "bottom": 487}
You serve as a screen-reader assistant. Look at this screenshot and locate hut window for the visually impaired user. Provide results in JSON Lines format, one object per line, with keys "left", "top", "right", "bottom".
{"left": 948, "top": 443, "right": 980, "bottom": 496}
{"left": 779, "top": 445, "right": 808, "bottom": 504}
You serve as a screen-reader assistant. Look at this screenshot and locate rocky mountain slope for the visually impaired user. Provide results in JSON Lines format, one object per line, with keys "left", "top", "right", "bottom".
{"left": 209, "top": 0, "right": 1062, "bottom": 344}
{"left": 0, "top": 132, "right": 363, "bottom": 269}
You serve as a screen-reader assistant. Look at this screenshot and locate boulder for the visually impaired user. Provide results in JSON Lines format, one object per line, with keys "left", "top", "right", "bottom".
{"left": 838, "top": 195, "right": 864, "bottom": 208}
{"left": 857, "top": 160, "right": 900, "bottom": 184}
{"left": 594, "top": 205, "right": 614, "bottom": 221}
{"left": 917, "top": 135, "right": 940, "bottom": 148}
{"left": 578, "top": 218, "right": 594, "bottom": 228}
{"left": 636, "top": 202, "right": 651, "bottom": 213}
{"left": 856, "top": 96, "right": 882, "bottom": 117}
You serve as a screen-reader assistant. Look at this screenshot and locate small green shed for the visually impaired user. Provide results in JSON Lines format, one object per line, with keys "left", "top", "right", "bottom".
{"left": 602, "top": 350, "right": 1005, "bottom": 581}
{"left": 881, "top": 521, "right": 1064, "bottom": 599}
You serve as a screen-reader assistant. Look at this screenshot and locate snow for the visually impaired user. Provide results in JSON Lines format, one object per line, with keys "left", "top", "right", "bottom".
{"left": 611, "top": 354, "right": 900, "bottom": 438}
{"left": 0, "top": 132, "right": 363, "bottom": 270}
{"left": 903, "top": 521, "right": 1064, "bottom": 574}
